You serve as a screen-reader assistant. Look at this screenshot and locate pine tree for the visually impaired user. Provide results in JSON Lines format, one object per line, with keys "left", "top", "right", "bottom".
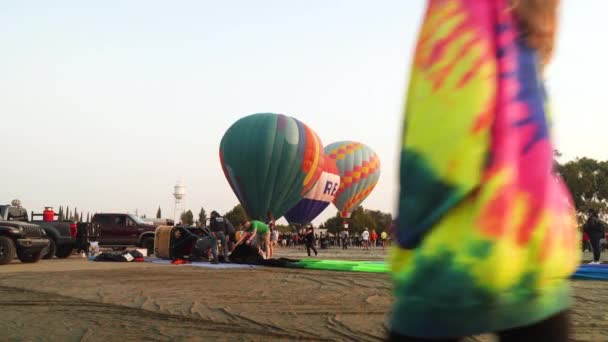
{"left": 198, "top": 207, "right": 207, "bottom": 226}
{"left": 73, "top": 208, "right": 79, "bottom": 222}
{"left": 180, "top": 210, "right": 194, "bottom": 225}
{"left": 79, "top": 212, "right": 83, "bottom": 222}
{"left": 65, "top": 206, "right": 70, "bottom": 221}
{"left": 156, "top": 206, "right": 162, "bottom": 219}
{"left": 86, "top": 212, "right": 90, "bottom": 223}
{"left": 58, "top": 206, "right": 64, "bottom": 221}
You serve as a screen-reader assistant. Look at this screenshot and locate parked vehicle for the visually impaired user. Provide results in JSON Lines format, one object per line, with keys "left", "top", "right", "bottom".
{"left": 31, "top": 210, "right": 78, "bottom": 259}
{"left": 0, "top": 208, "right": 49, "bottom": 265}
{"left": 92, "top": 213, "right": 157, "bottom": 255}
{"left": 0, "top": 205, "right": 77, "bottom": 259}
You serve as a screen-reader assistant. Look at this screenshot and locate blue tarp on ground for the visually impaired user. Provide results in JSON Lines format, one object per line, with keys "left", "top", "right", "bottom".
{"left": 572, "top": 264, "right": 608, "bottom": 280}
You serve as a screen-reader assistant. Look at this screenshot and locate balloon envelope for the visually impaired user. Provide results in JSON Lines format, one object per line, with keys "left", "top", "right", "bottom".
{"left": 324, "top": 141, "right": 381, "bottom": 218}
{"left": 220, "top": 113, "right": 324, "bottom": 220}
{"left": 284, "top": 155, "right": 341, "bottom": 225}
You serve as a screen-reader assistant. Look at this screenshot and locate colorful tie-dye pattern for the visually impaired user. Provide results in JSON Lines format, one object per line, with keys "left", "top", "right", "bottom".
{"left": 390, "top": 0, "right": 580, "bottom": 338}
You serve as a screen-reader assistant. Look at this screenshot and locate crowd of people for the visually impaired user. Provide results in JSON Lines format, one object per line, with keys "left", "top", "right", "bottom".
{"left": 267, "top": 227, "right": 392, "bottom": 253}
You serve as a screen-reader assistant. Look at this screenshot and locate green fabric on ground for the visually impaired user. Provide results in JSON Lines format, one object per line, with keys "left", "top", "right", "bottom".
{"left": 293, "top": 259, "right": 388, "bottom": 273}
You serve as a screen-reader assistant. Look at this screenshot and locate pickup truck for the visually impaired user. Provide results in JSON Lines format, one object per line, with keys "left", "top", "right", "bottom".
{"left": 92, "top": 213, "right": 156, "bottom": 255}
{"left": 0, "top": 205, "right": 77, "bottom": 259}
{"left": 0, "top": 212, "right": 49, "bottom": 264}
{"left": 30, "top": 210, "right": 78, "bottom": 259}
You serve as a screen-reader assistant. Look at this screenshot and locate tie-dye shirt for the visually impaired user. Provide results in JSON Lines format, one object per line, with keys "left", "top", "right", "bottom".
{"left": 390, "top": 0, "right": 580, "bottom": 338}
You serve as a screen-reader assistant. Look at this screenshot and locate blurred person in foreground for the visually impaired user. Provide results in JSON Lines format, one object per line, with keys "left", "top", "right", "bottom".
{"left": 389, "top": 1, "right": 579, "bottom": 341}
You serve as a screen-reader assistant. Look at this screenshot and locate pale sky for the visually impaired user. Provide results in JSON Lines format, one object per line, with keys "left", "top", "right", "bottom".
{"left": 2, "top": 1, "right": 606, "bottom": 225}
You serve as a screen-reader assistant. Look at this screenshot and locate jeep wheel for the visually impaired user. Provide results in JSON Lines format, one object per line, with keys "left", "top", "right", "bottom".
{"left": 55, "top": 245, "right": 73, "bottom": 259}
{"left": 18, "top": 250, "right": 43, "bottom": 263}
{"left": 0, "top": 236, "right": 16, "bottom": 265}
{"left": 43, "top": 238, "right": 57, "bottom": 259}
{"left": 142, "top": 237, "right": 155, "bottom": 257}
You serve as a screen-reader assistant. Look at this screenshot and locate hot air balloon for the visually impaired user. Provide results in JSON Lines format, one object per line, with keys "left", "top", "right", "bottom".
{"left": 324, "top": 141, "right": 381, "bottom": 218}
{"left": 219, "top": 113, "right": 324, "bottom": 220}
{"left": 284, "top": 154, "right": 341, "bottom": 225}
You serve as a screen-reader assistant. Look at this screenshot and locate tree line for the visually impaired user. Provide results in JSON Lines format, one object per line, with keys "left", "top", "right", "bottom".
{"left": 555, "top": 153, "right": 608, "bottom": 222}
{"left": 179, "top": 205, "right": 243, "bottom": 227}
{"left": 55, "top": 206, "right": 90, "bottom": 222}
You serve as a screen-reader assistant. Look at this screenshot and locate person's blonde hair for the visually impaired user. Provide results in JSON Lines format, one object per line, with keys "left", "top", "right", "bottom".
{"left": 511, "top": 0, "right": 560, "bottom": 66}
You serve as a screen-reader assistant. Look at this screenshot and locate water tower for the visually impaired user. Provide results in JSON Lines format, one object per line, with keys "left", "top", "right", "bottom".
{"left": 173, "top": 181, "right": 186, "bottom": 225}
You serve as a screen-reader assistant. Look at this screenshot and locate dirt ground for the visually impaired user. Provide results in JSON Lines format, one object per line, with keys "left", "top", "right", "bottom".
{"left": 0, "top": 247, "right": 606, "bottom": 341}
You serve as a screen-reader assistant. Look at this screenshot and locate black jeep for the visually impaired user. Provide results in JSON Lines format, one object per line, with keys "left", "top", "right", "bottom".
{"left": 0, "top": 219, "right": 49, "bottom": 265}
